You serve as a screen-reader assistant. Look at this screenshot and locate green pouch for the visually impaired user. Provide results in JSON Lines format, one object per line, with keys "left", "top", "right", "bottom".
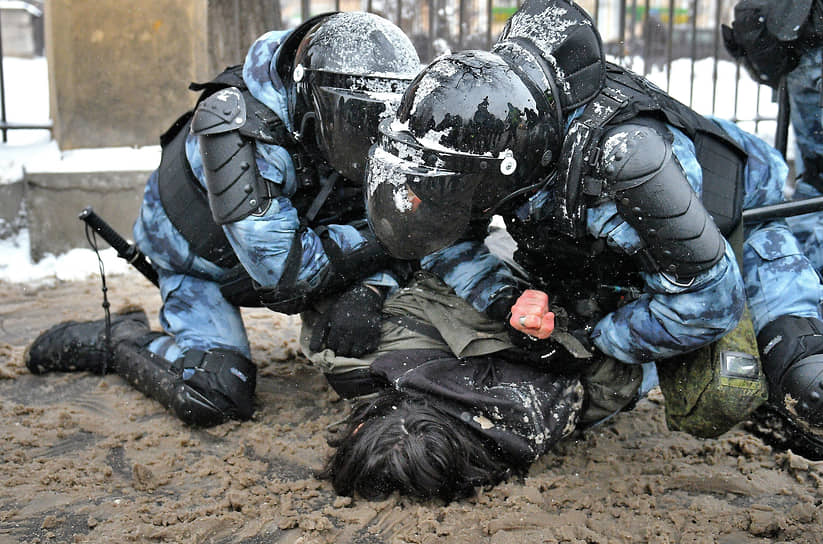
{"left": 655, "top": 304, "right": 768, "bottom": 438}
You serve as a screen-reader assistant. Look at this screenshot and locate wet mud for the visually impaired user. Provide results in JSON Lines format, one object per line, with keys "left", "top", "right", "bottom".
{"left": 1, "top": 273, "right": 821, "bottom": 543}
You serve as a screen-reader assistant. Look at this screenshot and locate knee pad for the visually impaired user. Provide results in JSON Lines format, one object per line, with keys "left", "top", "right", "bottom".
{"left": 781, "top": 354, "right": 823, "bottom": 425}
{"left": 758, "top": 315, "right": 823, "bottom": 426}
{"left": 170, "top": 349, "right": 257, "bottom": 426}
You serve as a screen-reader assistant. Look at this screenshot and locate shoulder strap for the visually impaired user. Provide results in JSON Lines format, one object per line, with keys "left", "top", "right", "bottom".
{"left": 554, "top": 85, "right": 630, "bottom": 238}
{"left": 189, "top": 65, "right": 294, "bottom": 146}
{"left": 189, "top": 65, "right": 247, "bottom": 103}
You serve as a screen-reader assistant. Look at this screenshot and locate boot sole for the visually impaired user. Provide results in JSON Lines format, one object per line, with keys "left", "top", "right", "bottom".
{"left": 745, "top": 404, "right": 823, "bottom": 460}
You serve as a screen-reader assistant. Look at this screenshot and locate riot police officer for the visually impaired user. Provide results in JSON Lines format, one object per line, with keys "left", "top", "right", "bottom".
{"left": 366, "top": 0, "right": 823, "bottom": 457}
{"left": 723, "top": 0, "right": 823, "bottom": 268}
{"left": 25, "top": 12, "right": 422, "bottom": 427}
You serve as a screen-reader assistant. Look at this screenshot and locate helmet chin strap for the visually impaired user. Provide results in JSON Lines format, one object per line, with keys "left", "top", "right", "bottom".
{"left": 482, "top": 171, "right": 557, "bottom": 217}
{"left": 293, "top": 111, "right": 316, "bottom": 144}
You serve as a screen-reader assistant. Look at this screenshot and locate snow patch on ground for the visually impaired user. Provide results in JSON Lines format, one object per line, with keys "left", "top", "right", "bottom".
{"left": 0, "top": 229, "right": 131, "bottom": 285}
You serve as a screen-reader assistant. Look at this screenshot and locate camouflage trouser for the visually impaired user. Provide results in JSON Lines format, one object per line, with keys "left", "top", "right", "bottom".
{"left": 786, "top": 46, "right": 823, "bottom": 191}
{"left": 145, "top": 270, "right": 252, "bottom": 363}
{"left": 743, "top": 222, "right": 823, "bottom": 332}
{"left": 787, "top": 180, "right": 823, "bottom": 274}
{"left": 784, "top": 47, "right": 823, "bottom": 271}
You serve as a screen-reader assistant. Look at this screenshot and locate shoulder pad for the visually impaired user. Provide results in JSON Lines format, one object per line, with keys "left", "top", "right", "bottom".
{"left": 238, "top": 93, "right": 287, "bottom": 145}
{"left": 191, "top": 87, "right": 247, "bottom": 136}
{"left": 599, "top": 123, "right": 670, "bottom": 189}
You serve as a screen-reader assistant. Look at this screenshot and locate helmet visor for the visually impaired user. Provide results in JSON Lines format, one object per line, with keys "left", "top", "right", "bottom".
{"left": 365, "top": 146, "right": 474, "bottom": 260}
{"left": 311, "top": 71, "right": 412, "bottom": 182}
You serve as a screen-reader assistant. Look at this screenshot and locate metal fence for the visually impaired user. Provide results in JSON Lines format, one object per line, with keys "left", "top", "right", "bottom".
{"left": 290, "top": 0, "right": 780, "bottom": 138}
{"left": 0, "top": 2, "right": 50, "bottom": 142}
{"left": 0, "top": 0, "right": 782, "bottom": 147}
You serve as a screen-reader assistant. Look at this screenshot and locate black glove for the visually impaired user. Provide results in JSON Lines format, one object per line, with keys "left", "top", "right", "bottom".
{"left": 309, "top": 284, "right": 385, "bottom": 357}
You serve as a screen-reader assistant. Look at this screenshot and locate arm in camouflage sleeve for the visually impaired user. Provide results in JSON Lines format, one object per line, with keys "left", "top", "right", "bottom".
{"left": 188, "top": 133, "right": 396, "bottom": 314}
{"left": 421, "top": 238, "right": 524, "bottom": 320}
{"left": 591, "top": 240, "right": 745, "bottom": 364}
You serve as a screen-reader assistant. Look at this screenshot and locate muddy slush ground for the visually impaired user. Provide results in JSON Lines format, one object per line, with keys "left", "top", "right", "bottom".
{"left": 0, "top": 271, "right": 822, "bottom": 544}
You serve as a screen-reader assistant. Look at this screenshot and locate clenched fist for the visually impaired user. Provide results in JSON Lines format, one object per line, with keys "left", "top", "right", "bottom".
{"left": 508, "top": 289, "right": 555, "bottom": 339}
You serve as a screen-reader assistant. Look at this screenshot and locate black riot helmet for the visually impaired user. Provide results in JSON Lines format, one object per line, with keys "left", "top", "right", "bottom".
{"left": 364, "top": 50, "right": 562, "bottom": 260}
{"left": 365, "top": 0, "right": 604, "bottom": 260}
{"left": 278, "top": 12, "right": 421, "bottom": 183}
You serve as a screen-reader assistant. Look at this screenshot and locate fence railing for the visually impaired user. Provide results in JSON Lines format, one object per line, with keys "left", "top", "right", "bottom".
{"left": 285, "top": 0, "right": 780, "bottom": 139}
{"left": 0, "top": 5, "right": 51, "bottom": 143}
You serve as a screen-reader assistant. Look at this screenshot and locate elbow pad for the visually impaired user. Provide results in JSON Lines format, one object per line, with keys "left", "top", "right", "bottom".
{"left": 191, "top": 87, "right": 270, "bottom": 224}
{"left": 601, "top": 122, "right": 725, "bottom": 281}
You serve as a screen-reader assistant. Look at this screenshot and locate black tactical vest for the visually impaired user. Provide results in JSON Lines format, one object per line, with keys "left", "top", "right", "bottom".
{"left": 506, "top": 63, "right": 748, "bottom": 319}
{"left": 156, "top": 66, "right": 366, "bottom": 272}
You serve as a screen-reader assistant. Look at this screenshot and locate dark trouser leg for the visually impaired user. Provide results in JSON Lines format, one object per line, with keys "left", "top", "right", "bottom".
{"left": 578, "top": 356, "right": 643, "bottom": 427}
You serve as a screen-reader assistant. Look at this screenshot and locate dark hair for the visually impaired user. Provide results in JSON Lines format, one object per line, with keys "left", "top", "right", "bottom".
{"left": 319, "top": 389, "right": 516, "bottom": 501}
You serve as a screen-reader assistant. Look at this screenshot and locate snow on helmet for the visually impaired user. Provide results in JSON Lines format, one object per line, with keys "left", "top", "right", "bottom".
{"left": 281, "top": 12, "right": 421, "bottom": 183}
{"left": 364, "top": 50, "right": 562, "bottom": 259}
{"left": 365, "top": 0, "right": 606, "bottom": 260}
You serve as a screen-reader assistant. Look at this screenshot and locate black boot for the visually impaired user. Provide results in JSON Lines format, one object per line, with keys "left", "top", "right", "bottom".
{"left": 757, "top": 315, "right": 823, "bottom": 427}
{"left": 26, "top": 308, "right": 256, "bottom": 427}
{"left": 25, "top": 308, "right": 151, "bottom": 375}
{"left": 746, "top": 403, "right": 823, "bottom": 460}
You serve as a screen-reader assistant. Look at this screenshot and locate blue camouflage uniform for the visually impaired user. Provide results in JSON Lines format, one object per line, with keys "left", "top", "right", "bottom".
{"left": 715, "top": 118, "right": 823, "bottom": 332}
{"left": 424, "top": 116, "right": 823, "bottom": 397}
{"left": 784, "top": 45, "right": 823, "bottom": 270}
{"left": 132, "top": 30, "right": 398, "bottom": 363}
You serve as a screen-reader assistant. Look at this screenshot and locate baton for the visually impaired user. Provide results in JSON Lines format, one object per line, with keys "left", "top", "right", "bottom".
{"left": 774, "top": 77, "right": 791, "bottom": 159}
{"left": 78, "top": 206, "right": 159, "bottom": 287}
{"left": 742, "top": 196, "right": 823, "bottom": 222}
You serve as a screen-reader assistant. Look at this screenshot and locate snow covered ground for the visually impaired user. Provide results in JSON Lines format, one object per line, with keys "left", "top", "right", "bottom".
{"left": 0, "top": 52, "right": 790, "bottom": 285}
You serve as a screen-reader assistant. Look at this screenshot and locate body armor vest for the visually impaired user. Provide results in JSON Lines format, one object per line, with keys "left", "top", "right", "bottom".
{"left": 507, "top": 62, "right": 748, "bottom": 319}
{"left": 555, "top": 62, "right": 747, "bottom": 239}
